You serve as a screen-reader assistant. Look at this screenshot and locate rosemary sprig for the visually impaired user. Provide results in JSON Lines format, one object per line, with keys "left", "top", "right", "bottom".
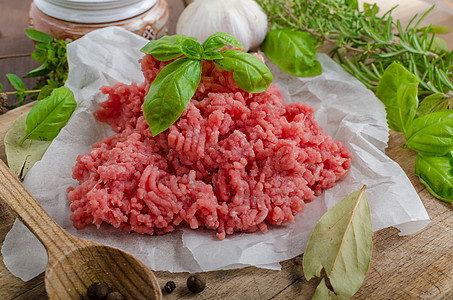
{"left": 256, "top": 0, "right": 453, "bottom": 102}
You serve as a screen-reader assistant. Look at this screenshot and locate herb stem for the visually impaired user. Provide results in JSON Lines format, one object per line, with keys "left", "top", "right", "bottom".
{"left": 4, "top": 89, "right": 42, "bottom": 95}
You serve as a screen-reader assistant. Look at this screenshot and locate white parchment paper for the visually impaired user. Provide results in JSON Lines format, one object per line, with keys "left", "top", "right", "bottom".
{"left": 2, "top": 27, "right": 430, "bottom": 281}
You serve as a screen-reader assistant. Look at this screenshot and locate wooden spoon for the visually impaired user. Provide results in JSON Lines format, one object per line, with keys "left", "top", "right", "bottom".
{"left": 0, "top": 159, "right": 163, "bottom": 300}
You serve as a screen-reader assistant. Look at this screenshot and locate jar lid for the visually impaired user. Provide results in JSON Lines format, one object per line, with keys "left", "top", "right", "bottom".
{"left": 34, "top": 0, "right": 158, "bottom": 24}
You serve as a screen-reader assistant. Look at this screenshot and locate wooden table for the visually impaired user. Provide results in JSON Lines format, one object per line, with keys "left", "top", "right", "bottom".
{"left": 1, "top": 0, "right": 452, "bottom": 299}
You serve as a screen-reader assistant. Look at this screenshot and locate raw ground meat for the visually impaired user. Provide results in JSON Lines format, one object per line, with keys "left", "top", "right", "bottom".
{"left": 67, "top": 54, "right": 352, "bottom": 240}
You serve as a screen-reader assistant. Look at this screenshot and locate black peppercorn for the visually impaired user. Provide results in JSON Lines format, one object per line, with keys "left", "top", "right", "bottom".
{"left": 164, "top": 281, "right": 176, "bottom": 293}
{"left": 186, "top": 275, "right": 206, "bottom": 293}
{"left": 106, "top": 291, "right": 125, "bottom": 300}
{"left": 86, "top": 282, "right": 110, "bottom": 300}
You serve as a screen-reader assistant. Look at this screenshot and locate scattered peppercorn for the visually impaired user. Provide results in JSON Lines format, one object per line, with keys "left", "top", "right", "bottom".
{"left": 106, "top": 291, "right": 125, "bottom": 300}
{"left": 186, "top": 275, "right": 206, "bottom": 293}
{"left": 164, "top": 281, "right": 176, "bottom": 293}
{"left": 86, "top": 282, "right": 110, "bottom": 300}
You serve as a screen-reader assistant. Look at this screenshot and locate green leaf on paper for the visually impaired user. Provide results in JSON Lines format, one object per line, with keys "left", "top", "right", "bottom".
{"left": 19, "top": 86, "right": 77, "bottom": 146}
{"left": 304, "top": 185, "right": 373, "bottom": 299}
{"left": 4, "top": 114, "right": 51, "bottom": 180}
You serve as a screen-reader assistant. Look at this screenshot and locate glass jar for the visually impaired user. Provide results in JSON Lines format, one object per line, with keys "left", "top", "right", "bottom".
{"left": 29, "top": 0, "right": 169, "bottom": 41}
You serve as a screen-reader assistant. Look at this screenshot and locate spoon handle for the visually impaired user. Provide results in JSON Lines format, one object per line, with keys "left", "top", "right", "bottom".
{"left": 0, "top": 159, "right": 81, "bottom": 257}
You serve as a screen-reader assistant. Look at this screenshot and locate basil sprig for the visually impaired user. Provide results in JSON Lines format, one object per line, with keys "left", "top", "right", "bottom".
{"left": 377, "top": 62, "right": 453, "bottom": 202}
{"left": 140, "top": 32, "right": 273, "bottom": 136}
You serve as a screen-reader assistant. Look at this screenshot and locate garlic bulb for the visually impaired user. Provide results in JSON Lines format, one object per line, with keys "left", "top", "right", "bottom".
{"left": 176, "top": 0, "right": 268, "bottom": 51}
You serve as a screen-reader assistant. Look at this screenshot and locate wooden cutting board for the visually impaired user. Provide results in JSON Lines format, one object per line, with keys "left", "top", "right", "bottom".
{"left": 1, "top": 0, "right": 452, "bottom": 299}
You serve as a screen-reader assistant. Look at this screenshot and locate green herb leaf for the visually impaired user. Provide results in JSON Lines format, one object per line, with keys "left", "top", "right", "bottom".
{"left": 24, "top": 64, "right": 51, "bottom": 78}
{"left": 214, "top": 49, "right": 273, "bottom": 93}
{"left": 304, "top": 185, "right": 372, "bottom": 299}
{"left": 0, "top": 82, "right": 3, "bottom": 91}
{"left": 415, "top": 153, "right": 453, "bottom": 202}
{"left": 417, "top": 93, "right": 453, "bottom": 117}
{"left": 376, "top": 62, "right": 419, "bottom": 134}
{"left": 202, "top": 50, "right": 224, "bottom": 61}
{"left": 406, "top": 110, "right": 453, "bottom": 156}
{"left": 37, "top": 85, "right": 53, "bottom": 100}
{"left": 6, "top": 74, "right": 26, "bottom": 91}
{"left": 143, "top": 57, "right": 202, "bottom": 136}
{"left": 4, "top": 114, "right": 51, "bottom": 180}
{"left": 19, "top": 86, "right": 77, "bottom": 146}
{"left": 30, "top": 49, "right": 47, "bottom": 63}
{"left": 25, "top": 28, "right": 53, "bottom": 43}
{"left": 140, "top": 35, "right": 197, "bottom": 61}
{"left": 180, "top": 39, "right": 203, "bottom": 60}
{"left": 262, "top": 29, "right": 322, "bottom": 77}
{"left": 202, "top": 32, "right": 245, "bottom": 51}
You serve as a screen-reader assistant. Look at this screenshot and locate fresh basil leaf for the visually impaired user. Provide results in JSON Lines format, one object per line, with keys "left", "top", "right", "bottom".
{"left": 140, "top": 35, "right": 197, "bottom": 61}
{"left": 143, "top": 57, "right": 202, "bottom": 136}
{"left": 202, "top": 32, "right": 245, "bottom": 51}
{"left": 415, "top": 153, "right": 453, "bottom": 202}
{"left": 0, "top": 82, "right": 3, "bottom": 91}
{"left": 25, "top": 28, "right": 53, "bottom": 43}
{"left": 262, "top": 29, "right": 322, "bottom": 77}
{"left": 19, "top": 86, "right": 77, "bottom": 146}
{"left": 180, "top": 39, "right": 203, "bottom": 60}
{"left": 417, "top": 93, "right": 452, "bottom": 117}
{"left": 202, "top": 50, "right": 224, "bottom": 61}
{"left": 304, "top": 185, "right": 372, "bottom": 298}
{"left": 376, "top": 62, "right": 419, "bottom": 134}
{"left": 6, "top": 74, "right": 26, "bottom": 91}
{"left": 214, "top": 50, "right": 273, "bottom": 93}
{"left": 406, "top": 110, "right": 453, "bottom": 156}
{"left": 24, "top": 64, "right": 51, "bottom": 78}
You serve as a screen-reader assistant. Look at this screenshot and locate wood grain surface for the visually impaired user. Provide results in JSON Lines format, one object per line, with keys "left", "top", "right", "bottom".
{"left": 1, "top": 0, "right": 452, "bottom": 299}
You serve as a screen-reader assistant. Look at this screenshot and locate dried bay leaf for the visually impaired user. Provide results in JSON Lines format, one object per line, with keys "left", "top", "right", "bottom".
{"left": 312, "top": 279, "right": 348, "bottom": 300}
{"left": 4, "top": 114, "right": 51, "bottom": 180}
{"left": 304, "top": 185, "right": 373, "bottom": 299}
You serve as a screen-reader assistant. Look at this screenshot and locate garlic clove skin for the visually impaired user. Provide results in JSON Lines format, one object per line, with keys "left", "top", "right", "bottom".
{"left": 176, "top": 0, "right": 268, "bottom": 51}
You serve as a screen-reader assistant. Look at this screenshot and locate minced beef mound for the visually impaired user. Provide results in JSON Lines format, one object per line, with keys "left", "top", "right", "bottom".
{"left": 67, "top": 54, "right": 352, "bottom": 240}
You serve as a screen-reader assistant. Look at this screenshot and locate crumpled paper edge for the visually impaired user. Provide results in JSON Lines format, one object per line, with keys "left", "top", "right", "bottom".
{"left": 2, "top": 27, "right": 430, "bottom": 281}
